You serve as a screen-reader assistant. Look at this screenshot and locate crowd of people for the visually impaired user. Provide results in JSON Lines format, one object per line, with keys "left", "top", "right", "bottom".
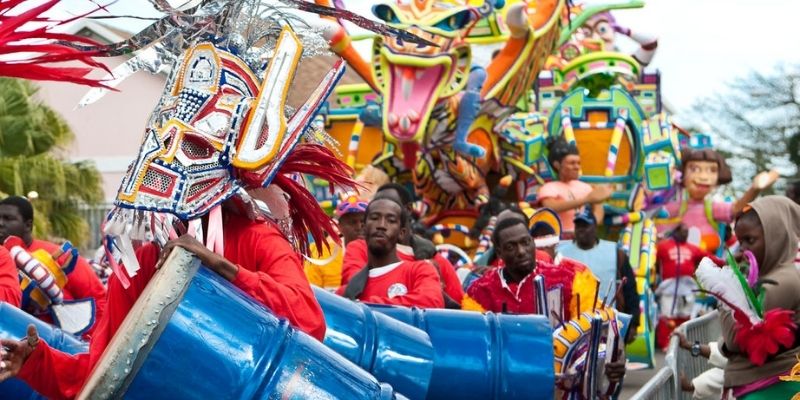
{"left": 1, "top": 169, "right": 799, "bottom": 400}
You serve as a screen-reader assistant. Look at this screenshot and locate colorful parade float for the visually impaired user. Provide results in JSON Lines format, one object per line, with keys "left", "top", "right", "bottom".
{"left": 314, "top": 0, "right": 677, "bottom": 371}
{"left": 2, "top": 0, "right": 766, "bottom": 398}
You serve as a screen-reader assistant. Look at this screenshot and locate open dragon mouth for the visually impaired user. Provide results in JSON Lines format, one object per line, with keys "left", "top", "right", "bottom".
{"left": 384, "top": 63, "right": 446, "bottom": 142}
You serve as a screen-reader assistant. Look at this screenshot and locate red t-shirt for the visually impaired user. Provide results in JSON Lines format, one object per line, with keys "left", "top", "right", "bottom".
{"left": 0, "top": 246, "right": 21, "bottom": 307}
{"left": 18, "top": 215, "right": 325, "bottom": 400}
{"left": 655, "top": 239, "right": 723, "bottom": 280}
{"left": 341, "top": 239, "right": 464, "bottom": 304}
{"left": 337, "top": 260, "right": 445, "bottom": 308}
{"left": 27, "top": 240, "right": 108, "bottom": 337}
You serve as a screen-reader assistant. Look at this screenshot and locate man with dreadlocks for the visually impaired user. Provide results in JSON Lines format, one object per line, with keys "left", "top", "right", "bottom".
{"left": 0, "top": 19, "right": 356, "bottom": 399}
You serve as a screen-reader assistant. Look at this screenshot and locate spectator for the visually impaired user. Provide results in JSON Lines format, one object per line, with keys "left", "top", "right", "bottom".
{"left": 338, "top": 198, "right": 444, "bottom": 308}
{"left": 556, "top": 205, "right": 640, "bottom": 342}
{"left": 674, "top": 331, "right": 728, "bottom": 400}
{"left": 718, "top": 197, "right": 800, "bottom": 398}
{"left": 304, "top": 194, "right": 367, "bottom": 291}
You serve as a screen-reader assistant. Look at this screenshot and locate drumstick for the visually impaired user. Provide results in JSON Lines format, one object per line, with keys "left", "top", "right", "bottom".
{"left": 607, "top": 277, "right": 628, "bottom": 308}
{"left": 592, "top": 280, "right": 601, "bottom": 312}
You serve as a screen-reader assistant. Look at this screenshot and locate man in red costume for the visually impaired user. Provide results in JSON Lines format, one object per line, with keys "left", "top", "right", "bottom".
{"left": 342, "top": 185, "right": 463, "bottom": 307}
{"left": 0, "top": 196, "right": 106, "bottom": 333}
{"left": 465, "top": 216, "right": 573, "bottom": 314}
{"left": 0, "top": 28, "right": 354, "bottom": 399}
{"left": 0, "top": 246, "right": 20, "bottom": 307}
{"left": 338, "top": 198, "right": 444, "bottom": 308}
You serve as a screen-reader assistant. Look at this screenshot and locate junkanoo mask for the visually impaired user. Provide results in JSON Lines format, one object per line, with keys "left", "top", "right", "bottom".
{"left": 105, "top": 27, "right": 348, "bottom": 281}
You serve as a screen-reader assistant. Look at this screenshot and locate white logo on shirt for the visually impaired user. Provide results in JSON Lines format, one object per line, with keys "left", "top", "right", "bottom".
{"left": 387, "top": 283, "right": 408, "bottom": 298}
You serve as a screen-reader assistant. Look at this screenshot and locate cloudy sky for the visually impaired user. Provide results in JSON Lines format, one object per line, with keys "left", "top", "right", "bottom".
{"left": 50, "top": 0, "right": 800, "bottom": 117}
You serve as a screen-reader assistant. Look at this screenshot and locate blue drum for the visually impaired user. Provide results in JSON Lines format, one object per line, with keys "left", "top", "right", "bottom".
{"left": 371, "top": 305, "right": 555, "bottom": 400}
{"left": 77, "top": 249, "right": 403, "bottom": 399}
{"left": 0, "top": 302, "right": 88, "bottom": 400}
{"left": 314, "top": 287, "right": 435, "bottom": 399}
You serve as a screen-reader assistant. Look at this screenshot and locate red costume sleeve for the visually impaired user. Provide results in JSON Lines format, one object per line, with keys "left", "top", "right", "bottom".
{"left": 0, "top": 246, "right": 21, "bottom": 307}
{"left": 465, "top": 273, "right": 497, "bottom": 312}
{"left": 363, "top": 261, "right": 445, "bottom": 308}
{"left": 432, "top": 254, "right": 464, "bottom": 304}
{"left": 340, "top": 239, "right": 368, "bottom": 285}
{"left": 17, "top": 245, "right": 161, "bottom": 400}
{"left": 63, "top": 257, "right": 108, "bottom": 333}
{"left": 230, "top": 222, "right": 326, "bottom": 341}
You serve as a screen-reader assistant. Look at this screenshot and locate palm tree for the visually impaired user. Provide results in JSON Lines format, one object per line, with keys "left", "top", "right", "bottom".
{"left": 0, "top": 78, "right": 103, "bottom": 247}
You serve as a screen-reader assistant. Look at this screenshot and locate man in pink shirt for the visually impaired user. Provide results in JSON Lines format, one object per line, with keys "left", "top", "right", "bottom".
{"left": 537, "top": 138, "right": 611, "bottom": 238}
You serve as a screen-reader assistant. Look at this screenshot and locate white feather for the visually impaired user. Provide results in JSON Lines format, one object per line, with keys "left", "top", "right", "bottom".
{"left": 695, "top": 257, "right": 760, "bottom": 324}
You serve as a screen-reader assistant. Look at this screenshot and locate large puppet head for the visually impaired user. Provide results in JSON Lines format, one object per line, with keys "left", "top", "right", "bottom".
{"left": 679, "top": 148, "right": 732, "bottom": 201}
{"left": 370, "top": 0, "right": 477, "bottom": 144}
{"left": 580, "top": 11, "right": 618, "bottom": 51}
{"left": 105, "top": 26, "right": 354, "bottom": 281}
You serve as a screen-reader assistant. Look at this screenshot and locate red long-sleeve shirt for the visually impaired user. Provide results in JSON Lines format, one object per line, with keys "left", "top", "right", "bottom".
{"left": 337, "top": 260, "right": 445, "bottom": 308}
{"left": 0, "top": 246, "right": 21, "bottom": 307}
{"left": 341, "top": 239, "right": 464, "bottom": 303}
{"left": 465, "top": 261, "right": 575, "bottom": 315}
{"left": 17, "top": 215, "right": 325, "bottom": 400}
{"left": 26, "top": 240, "right": 107, "bottom": 337}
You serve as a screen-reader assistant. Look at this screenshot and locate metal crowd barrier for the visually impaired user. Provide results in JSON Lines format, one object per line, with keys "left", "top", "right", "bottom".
{"left": 629, "top": 367, "right": 676, "bottom": 400}
{"left": 629, "top": 310, "right": 721, "bottom": 400}
{"left": 670, "top": 310, "right": 721, "bottom": 400}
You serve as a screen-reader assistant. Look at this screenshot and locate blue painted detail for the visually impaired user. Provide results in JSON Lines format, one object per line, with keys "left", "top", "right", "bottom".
{"left": 454, "top": 67, "right": 487, "bottom": 158}
{"left": 369, "top": 306, "right": 555, "bottom": 400}
{"left": 314, "top": 288, "right": 434, "bottom": 399}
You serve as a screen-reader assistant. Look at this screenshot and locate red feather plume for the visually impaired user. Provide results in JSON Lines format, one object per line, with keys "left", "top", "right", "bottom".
{"left": 0, "top": 0, "right": 112, "bottom": 88}
{"left": 735, "top": 309, "right": 797, "bottom": 366}
{"left": 272, "top": 143, "right": 357, "bottom": 255}
{"left": 698, "top": 288, "right": 797, "bottom": 366}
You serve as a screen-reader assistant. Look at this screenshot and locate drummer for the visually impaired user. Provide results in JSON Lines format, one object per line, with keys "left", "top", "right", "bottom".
{"left": 338, "top": 198, "right": 445, "bottom": 308}
{"left": 0, "top": 196, "right": 107, "bottom": 335}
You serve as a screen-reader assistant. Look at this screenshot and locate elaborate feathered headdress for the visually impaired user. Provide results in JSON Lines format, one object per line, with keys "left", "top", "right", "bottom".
{"left": 96, "top": 0, "right": 431, "bottom": 287}
{"left": 0, "top": 0, "right": 110, "bottom": 87}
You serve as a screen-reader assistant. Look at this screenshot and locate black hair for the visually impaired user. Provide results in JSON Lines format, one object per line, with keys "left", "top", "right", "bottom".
{"left": 530, "top": 222, "right": 555, "bottom": 238}
{"left": 375, "top": 183, "right": 413, "bottom": 206}
{"left": 492, "top": 217, "right": 528, "bottom": 247}
{"left": 735, "top": 207, "right": 761, "bottom": 226}
{"left": 366, "top": 197, "right": 410, "bottom": 229}
{"left": 546, "top": 136, "right": 579, "bottom": 168}
{"left": 0, "top": 196, "right": 34, "bottom": 222}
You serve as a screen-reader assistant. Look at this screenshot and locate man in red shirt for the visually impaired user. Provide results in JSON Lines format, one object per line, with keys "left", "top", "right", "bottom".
{"left": 465, "top": 216, "right": 572, "bottom": 314}
{"left": 342, "top": 186, "right": 463, "bottom": 307}
{"left": 654, "top": 224, "right": 723, "bottom": 349}
{"left": 465, "top": 216, "right": 627, "bottom": 385}
{"left": 338, "top": 198, "right": 444, "bottom": 308}
{"left": 0, "top": 246, "right": 21, "bottom": 307}
{"left": 0, "top": 196, "right": 106, "bottom": 335}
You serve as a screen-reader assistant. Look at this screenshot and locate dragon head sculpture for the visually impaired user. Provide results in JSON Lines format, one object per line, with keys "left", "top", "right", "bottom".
{"left": 370, "top": 0, "right": 478, "bottom": 145}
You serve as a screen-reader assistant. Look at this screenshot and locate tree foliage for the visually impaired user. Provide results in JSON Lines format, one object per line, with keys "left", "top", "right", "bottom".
{"left": 688, "top": 64, "right": 800, "bottom": 192}
{"left": 0, "top": 78, "right": 103, "bottom": 246}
